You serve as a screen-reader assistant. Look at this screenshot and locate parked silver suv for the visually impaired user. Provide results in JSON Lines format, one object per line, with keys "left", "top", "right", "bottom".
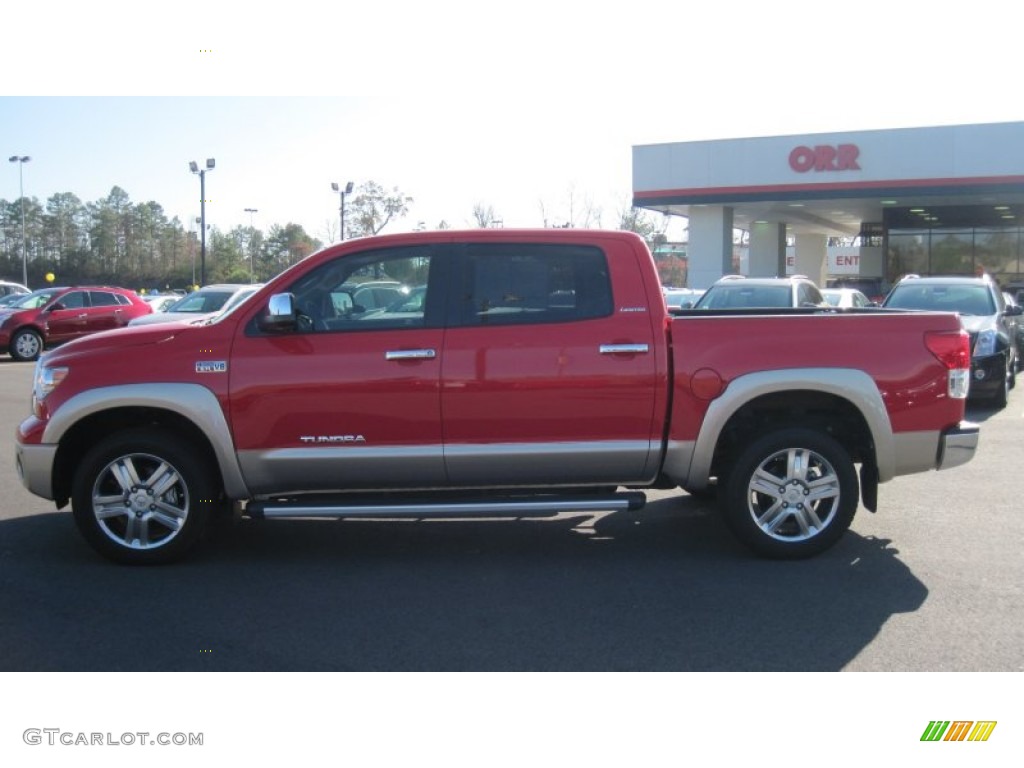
{"left": 693, "top": 275, "right": 827, "bottom": 309}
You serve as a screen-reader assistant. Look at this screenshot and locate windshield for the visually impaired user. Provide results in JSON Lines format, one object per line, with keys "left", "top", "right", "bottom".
{"left": 884, "top": 283, "right": 996, "bottom": 316}
{"left": 201, "top": 287, "right": 261, "bottom": 325}
{"left": 9, "top": 289, "right": 60, "bottom": 310}
{"left": 166, "top": 290, "right": 235, "bottom": 314}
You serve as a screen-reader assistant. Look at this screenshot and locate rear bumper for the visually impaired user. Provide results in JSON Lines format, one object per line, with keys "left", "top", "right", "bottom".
{"left": 937, "top": 421, "right": 979, "bottom": 470}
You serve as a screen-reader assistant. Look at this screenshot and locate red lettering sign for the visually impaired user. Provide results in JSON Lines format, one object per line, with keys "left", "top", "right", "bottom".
{"left": 789, "top": 144, "right": 860, "bottom": 173}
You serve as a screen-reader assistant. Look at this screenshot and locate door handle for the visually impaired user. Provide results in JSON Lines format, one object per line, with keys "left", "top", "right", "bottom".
{"left": 599, "top": 344, "right": 649, "bottom": 355}
{"left": 385, "top": 349, "right": 437, "bottom": 361}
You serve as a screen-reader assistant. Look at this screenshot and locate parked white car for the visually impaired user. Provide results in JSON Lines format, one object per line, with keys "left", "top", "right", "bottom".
{"left": 142, "top": 294, "right": 180, "bottom": 313}
{"left": 822, "top": 288, "right": 873, "bottom": 308}
{"left": 129, "top": 284, "right": 262, "bottom": 326}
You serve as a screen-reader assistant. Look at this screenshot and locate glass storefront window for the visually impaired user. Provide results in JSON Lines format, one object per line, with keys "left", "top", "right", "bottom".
{"left": 975, "top": 228, "right": 1019, "bottom": 276}
{"left": 886, "top": 231, "right": 928, "bottom": 282}
{"left": 886, "top": 226, "right": 1022, "bottom": 282}
{"left": 929, "top": 230, "right": 973, "bottom": 274}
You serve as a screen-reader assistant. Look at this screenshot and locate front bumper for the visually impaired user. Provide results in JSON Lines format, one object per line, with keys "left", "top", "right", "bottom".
{"left": 937, "top": 421, "right": 980, "bottom": 470}
{"left": 968, "top": 354, "right": 1006, "bottom": 398}
{"left": 15, "top": 442, "right": 57, "bottom": 500}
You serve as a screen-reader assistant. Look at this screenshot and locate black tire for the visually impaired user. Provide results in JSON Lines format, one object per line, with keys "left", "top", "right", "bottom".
{"left": 990, "top": 358, "right": 1009, "bottom": 409}
{"left": 71, "top": 428, "right": 220, "bottom": 564}
{"left": 720, "top": 428, "right": 859, "bottom": 559}
{"left": 10, "top": 327, "right": 43, "bottom": 361}
{"left": 684, "top": 480, "right": 719, "bottom": 503}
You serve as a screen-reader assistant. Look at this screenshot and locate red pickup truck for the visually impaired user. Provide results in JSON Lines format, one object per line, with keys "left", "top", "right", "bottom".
{"left": 15, "top": 229, "right": 978, "bottom": 564}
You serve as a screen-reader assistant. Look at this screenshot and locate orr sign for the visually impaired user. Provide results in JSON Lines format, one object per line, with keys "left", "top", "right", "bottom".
{"left": 789, "top": 144, "right": 861, "bottom": 173}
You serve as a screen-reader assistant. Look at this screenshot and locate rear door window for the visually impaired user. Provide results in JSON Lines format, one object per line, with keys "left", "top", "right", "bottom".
{"left": 455, "top": 244, "right": 612, "bottom": 326}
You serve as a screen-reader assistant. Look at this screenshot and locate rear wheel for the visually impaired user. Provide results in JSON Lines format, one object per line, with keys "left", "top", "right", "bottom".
{"left": 721, "top": 428, "right": 859, "bottom": 559}
{"left": 71, "top": 429, "right": 220, "bottom": 564}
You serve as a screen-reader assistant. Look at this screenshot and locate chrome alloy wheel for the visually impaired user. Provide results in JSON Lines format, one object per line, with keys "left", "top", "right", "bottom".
{"left": 91, "top": 452, "right": 190, "bottom": 550}
{"left": 745, "top": 447, "right": 841, "bottom": 543}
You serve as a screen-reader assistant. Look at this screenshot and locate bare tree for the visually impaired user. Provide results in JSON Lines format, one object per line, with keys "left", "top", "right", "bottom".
{"left": 471, "top": 202, "right": 500, "bottom": 228}
{"left": 322, "top": 219, "right": 338, "bottom": 244}
{"left": 538, "top": 185, "right": 603, "bottom": 229}
{"left": 347, "top": 181, "right": 413, "bottom": 238}
{"left": 617, "top": 198, "right": 670, "bottom": 247}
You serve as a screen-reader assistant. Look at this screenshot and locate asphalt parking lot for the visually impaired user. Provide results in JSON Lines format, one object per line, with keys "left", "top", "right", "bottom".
{"left": 0, "top": 358, "right": 1021, "bottom": 671}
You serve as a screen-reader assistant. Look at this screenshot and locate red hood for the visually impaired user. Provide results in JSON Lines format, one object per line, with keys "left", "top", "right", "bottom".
{"left": 40, "top": 321, "right": 196, "bottom": 364}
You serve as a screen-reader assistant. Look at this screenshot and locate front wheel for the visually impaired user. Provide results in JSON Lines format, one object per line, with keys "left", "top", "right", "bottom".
{"left": 720, "top": 428, "right": 859, "bottom": 559}
{"left": 990, "top": 357, "right": 1010, "bottom": 409}
{"left": 10, "top": 327, "right": 43, "bottom": 361}
{"left": 71, "top": 429, "right": 220, "bottom": 564}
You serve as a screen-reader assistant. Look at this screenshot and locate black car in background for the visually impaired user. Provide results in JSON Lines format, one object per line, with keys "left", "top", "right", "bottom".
{"left": 882, "top": 274, "right": 1021, "bottom": 408}
{"left": 1003, "top": 291, "right": 1024, "bottom": 369}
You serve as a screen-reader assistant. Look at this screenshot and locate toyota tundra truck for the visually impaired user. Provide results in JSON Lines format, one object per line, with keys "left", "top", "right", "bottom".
{"left": 15, "top": 229, "right": 979, "bottom": 564}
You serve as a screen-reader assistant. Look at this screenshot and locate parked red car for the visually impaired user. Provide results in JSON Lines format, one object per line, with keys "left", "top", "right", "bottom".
{"left": 0, "top": 286, "right": 152, "bottom": 361}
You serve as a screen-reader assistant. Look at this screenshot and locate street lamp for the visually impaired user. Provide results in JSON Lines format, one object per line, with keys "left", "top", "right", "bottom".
{"left": 189, "top": 158, "right": 215, "bottom": 285}
{"left": 8, "top": 155, "right": 31, "bottom": 287}
{"left": 244, "top": 207, "right": 258, "bottom": 283}
{"left": 192, "top": 217, "right": 202, "bottom": 286}
{"left": 331, "top": 181, "right": 354, "bottom": 241}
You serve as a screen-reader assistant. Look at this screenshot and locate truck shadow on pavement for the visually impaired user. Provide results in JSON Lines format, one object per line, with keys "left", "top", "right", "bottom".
{"left": 0, "top": 494, "right": 927, "bottom": 672}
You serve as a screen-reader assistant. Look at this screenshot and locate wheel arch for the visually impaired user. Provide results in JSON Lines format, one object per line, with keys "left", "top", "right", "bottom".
{"left": 680, "top": 368, "right": 894, "bottom": 489}
{"left": 46, "top": 384, "right": 248, "bottom": 505}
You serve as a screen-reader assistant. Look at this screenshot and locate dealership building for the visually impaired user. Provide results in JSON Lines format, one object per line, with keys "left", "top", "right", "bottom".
{"left": 632, "top": 121, "right": 1024, "bottom": 290}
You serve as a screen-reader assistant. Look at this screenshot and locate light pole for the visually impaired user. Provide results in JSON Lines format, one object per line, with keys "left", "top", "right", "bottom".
{"left": 192, "top": 217, "right": 201, "bottom": 287}
{"left": 244, "top": 207, "right": 258, "bottom": 283}
{"left": 331, "top": 181, "right": 354, "bottom": 242}
{"left": 189, "top": 158, "right": 215, "bottom": 285}
{"left": 8, "top": 156, "right": 31, "bottom": 287}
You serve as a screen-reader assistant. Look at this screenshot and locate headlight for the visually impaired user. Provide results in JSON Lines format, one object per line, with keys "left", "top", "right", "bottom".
{"left": 974, "top": 329, "right": 997, "bottom": 357}
{"left": 33, "top": 362, "right": 68, "bottom": 402}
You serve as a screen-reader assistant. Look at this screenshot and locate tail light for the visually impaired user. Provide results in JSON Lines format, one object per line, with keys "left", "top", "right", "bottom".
{"left": 925, "top": 330, "right": 971, "bottom": 399}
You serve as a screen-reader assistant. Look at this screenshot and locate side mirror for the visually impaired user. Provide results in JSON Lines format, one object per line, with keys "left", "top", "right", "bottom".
{"left": 258, "top": 293, "right": 297, "bottom": 332}
{"left": 1006, "top": 304, "right": 1023, "bottom": 317}
{"left": 47, "top": 301, "right": 66, "bottom": 312}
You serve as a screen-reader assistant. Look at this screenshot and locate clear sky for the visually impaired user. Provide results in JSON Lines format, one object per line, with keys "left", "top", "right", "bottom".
{"left": 5, "top": 1, "right": 1023, "bottom": 246}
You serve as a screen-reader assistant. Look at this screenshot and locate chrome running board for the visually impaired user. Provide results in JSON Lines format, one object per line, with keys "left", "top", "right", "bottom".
{"left": 247, "top": 492, "right": 646, "bottom": 520}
